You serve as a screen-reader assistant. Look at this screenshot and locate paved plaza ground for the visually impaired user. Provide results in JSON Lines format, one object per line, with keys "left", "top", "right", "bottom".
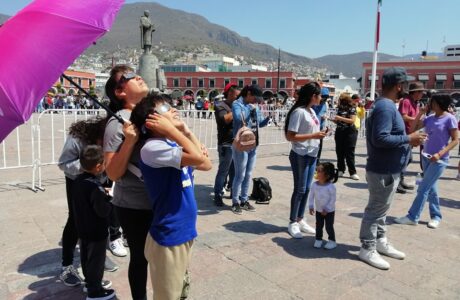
{"left": 0, "top": 139, "right": 459, "bottom": 300}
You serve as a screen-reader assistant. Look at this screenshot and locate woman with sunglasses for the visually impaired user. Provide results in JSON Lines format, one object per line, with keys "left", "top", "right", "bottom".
{"left": 284, "top": 82, "right": 326, "bottom": 239}
{"left": 103, "top": 65, "right": 151, "bottom": 300}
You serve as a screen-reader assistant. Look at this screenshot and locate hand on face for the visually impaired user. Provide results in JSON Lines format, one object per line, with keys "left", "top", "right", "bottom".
{"left": 145, "top": 113, "right": 176, "bottom": 136}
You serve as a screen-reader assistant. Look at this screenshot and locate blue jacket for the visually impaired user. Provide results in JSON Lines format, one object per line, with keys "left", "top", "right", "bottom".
{"left": 232, "top": 97, "right": 270, "bottom": 138}
{"left": 366, "top": 97, "right": 410, "bottom": 174}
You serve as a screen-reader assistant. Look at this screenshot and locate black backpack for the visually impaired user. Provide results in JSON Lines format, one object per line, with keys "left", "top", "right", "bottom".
{"left": 251, "top": 177, "right": 272, "bottom": 204}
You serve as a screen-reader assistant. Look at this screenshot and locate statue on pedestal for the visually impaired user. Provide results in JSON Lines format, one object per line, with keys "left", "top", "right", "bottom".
{"left": 140, "top": 10, "right": 155, "bottom": 53}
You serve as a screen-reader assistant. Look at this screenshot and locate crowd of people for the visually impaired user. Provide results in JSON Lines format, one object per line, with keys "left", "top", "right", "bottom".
{"left": 56, "top": 65, "right": 459, "bottom": 299}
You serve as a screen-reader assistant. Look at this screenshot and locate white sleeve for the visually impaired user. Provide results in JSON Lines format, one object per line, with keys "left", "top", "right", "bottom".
{"left": 140, "top": 139, "right": 182, "bottom": 170}
{"left": 327, "top": 184, "right": 337, "bottom": 212}
{"left": 288, "top": 109, "right": 302, "bottom": 133}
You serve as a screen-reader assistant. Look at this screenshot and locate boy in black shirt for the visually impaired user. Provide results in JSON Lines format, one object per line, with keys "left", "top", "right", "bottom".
{"left": 72, "top": 145, "right": 115, "bottom": 300}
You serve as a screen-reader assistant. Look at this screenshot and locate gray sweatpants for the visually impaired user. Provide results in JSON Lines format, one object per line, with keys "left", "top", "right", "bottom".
{"left": 359, "top": 171, "right": 400, "bottom": 250}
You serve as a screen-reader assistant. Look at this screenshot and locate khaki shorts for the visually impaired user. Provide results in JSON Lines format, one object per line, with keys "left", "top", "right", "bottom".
{"left": 144, "top": 234, "right": 193, "bottom": 300}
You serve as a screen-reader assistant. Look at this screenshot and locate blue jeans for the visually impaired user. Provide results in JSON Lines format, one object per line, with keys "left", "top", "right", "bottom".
{"left": 407, "top": 156, "right": 447, "bottom": 222}
{"left": 289, "top": 150, "right": 317, "bottom": 222}
{"left": 231, "top": 146, "right": 257, "bottom": 205}
{"left": 213, "top": 145, "right": 234, "bottom": 197}
{"left": 359, "top": 171, "right": 400, "bottom": 250}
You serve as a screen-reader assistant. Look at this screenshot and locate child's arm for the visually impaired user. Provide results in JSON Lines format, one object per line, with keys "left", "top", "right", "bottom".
{"left": 325, "top": 184, "right": 337, "bottom": 213}
{"left": 178, "top": 122, "right": 212, "bottom": 171}
{"left": 90, "top": 186, "right": 112, "bottom": 218}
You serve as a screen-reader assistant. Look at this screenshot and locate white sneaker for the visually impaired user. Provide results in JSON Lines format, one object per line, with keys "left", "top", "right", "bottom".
{"left": 376, "top": 237, "right": 405, "bottom": 259}
{"left": 338, "top": 171, "right": 344, "bottom": 177}
{"left": 288, "top": 222, "right": 302, "bottom": 239}
{"left": 359, "top": 248, "right": 390, "bottom": 270}
{"left": 427, "top": 219, "right": 440, "bottom": 229}
{"left": 350, "top": 174, "right": 360, "bottom": 180}
{"left": 313, "top": 240, "right": 323, "bottom": 248}
{"left": 324, "top": 240, "right": 337, "bottom": 250}
{"left": 394, "top": 216, "right": 418, "bottom": 225}
{"left": 109, "top": 238, "right": 128, "bottom": 257}
{"left": 298, "top": 219, "right": 316, "bottom": 234}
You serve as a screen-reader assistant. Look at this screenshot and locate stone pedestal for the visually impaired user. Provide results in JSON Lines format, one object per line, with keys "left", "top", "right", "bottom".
{"left": 138, "top": 52, "right": 165, "bottom": 90}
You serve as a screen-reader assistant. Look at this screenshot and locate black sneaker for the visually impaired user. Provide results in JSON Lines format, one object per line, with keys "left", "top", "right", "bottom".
{"left": 104, "top": 256, "right": 119, "bottom": 272}
{"left": 83, "top": 280, "right": 112, "bottom": 293}
{"left": 231, "top": 203, "right": 242, "bottom": 215}
{"left": 396, "top": 185, "right": 407, "bottom": 194}
{"left": 86, "top": 288, "right": 115, "bottom": 300}
{"left": 59, "top": 265, "right": 82, "bottom": 287}
{"left": 214, "top": 196, "right": 224, "bottom": 207}
{"left": 241, "top": 201, "right": 256, "bottom": 212}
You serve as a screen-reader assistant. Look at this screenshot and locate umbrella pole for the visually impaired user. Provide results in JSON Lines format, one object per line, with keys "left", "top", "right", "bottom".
{"left": 61, "top": 74, "right": 125, "bottom": 124}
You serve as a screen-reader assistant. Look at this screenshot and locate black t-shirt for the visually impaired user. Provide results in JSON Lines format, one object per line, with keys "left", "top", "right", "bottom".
{"left": 336, "top": 105, "right": 356, "bottom": 129}
{"left": 214, "top": 101, "right": 233, "bottom": 145}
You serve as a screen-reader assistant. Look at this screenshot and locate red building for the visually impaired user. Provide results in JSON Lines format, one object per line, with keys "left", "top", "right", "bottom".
{"left": 50, "top": 70, "right": 96, "bottom": 95}
{"left": 165, "top": 71, "right": 296, "bottom": 100}
{"left": 362, "top": 59, "right": 460, "bottom": 99}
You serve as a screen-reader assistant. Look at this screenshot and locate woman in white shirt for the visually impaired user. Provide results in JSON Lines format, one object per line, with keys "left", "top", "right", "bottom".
{"left": 284, "top": 82, "right": 326, "bottom": 239}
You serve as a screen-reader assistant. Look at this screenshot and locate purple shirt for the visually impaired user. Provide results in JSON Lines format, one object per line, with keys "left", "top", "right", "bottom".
{"left": 423, "top": 113, "right": 458, "bottom": 159}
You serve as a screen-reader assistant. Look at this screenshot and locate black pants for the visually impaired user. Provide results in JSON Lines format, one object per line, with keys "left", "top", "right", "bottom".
{"left": 335, "top": 128, "right": 358, "bottom": 175}
{"left": 315, "top": 211, "right": 335, "bottom": 241}
{"left": 80, "top": 238, "right": 106, "bottom": 295}
{"left": 317, "top": 138, "right": 324, "bottom": 164}
{"left": 62, "top": 177, "right": 78, "bottom": 267}
{"left": 115, "top": 206, "right": 153, "bottom": 300}
{"left": 108, "top": 204, "right": 122, "bottom": 242}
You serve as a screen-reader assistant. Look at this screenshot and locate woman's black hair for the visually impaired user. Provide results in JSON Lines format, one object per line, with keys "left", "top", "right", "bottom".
{"left": 430, "top": 93, "right": 452, "bottom": 112}
{"left": 284, "top": 82, "right": 321, "bottom": 134}
{"left": 68, "top": 116, "right": 107, "bottom": 145}
{"left": 317, "top": 162, "right": 339, "bottom": 183}
{"left": 105, "top": 65, "right": 134, "bottom": 114}
{"left": 130, "top": 94, "right": 166, "bottom": 140}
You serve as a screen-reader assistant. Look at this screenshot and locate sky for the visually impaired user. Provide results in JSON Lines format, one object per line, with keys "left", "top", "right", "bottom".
{"left": 1, "top": 0, "right": 459, "bottom": 58}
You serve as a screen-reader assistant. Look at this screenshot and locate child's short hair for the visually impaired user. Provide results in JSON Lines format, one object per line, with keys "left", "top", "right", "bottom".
{"left": 80, "top": 145, "right": 104, "bottom": 171}
{"left": 317, "top": 162, "right": 338, "bottom": 183}
{"left": 130, "top": 94, "right": 167, "bottom": 140}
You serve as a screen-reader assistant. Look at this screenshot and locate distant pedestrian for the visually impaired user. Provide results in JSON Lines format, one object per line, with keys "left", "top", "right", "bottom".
{"left": 396, "top": 82, "right": 425, "bottom": 194}
{"left": 358, "top": 67, "right": 426, "bottom": 270}
{"left": 308, "top": 162, "right": 339, "bottom": 250}
{"left": 284, "top": 82, "right": 326, "bottom": 238}
{"left": 332, "top": 93, "right": 359, "bottom": 180}
{"left": 231, "top": 84, "right": 270, "bottom": 214}
{"left": 395, "top": 94, "right": 458, "bottom": 229}
{"left": 213, "top": 83, "right": 239, "bottom": 206}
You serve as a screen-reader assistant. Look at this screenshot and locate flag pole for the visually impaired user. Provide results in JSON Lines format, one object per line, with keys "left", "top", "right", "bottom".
{"left": 370, "top": 0, "right": 381, "bottom": 101}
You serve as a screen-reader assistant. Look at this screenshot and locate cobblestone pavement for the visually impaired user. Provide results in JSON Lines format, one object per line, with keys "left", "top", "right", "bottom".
{"left": 0, "top": 140, "right": 459, "bottom": 300}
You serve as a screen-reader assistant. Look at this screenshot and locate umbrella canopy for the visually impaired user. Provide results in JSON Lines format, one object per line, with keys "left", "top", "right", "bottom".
{"left": 0, "top": 0, "right": 124, "bottom": 142}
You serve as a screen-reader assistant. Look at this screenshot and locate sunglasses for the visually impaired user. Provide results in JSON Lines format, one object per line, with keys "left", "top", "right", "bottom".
{"left": 117, "top": 72, "right": 137, "bottom": 88}
{"left": 154, "top": 102, "right": 172, "bottom": 115}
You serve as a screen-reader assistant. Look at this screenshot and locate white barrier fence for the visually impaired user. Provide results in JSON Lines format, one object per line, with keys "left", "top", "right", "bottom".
{"left": 2, "top": 108, "right": 458, "bottom": 191}
{"left": 0, "top": 109, "right": 290, "bottom": 191}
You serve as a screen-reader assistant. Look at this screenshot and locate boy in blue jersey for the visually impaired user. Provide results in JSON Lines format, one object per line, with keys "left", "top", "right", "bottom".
{"left": 130, "top": 94, "right": 212, "bottom": 300}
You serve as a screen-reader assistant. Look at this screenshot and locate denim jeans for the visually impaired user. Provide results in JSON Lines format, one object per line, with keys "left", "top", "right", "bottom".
{"left": 407, "top": 156, "right": 447, "bottom": 222}
{"left": 214, "top": 145, "right": 234, "bottom": 197}
{"left": 288, "top": 150, "right": 317, "bottom": 222}
{"left": 359, "top": 171, "right": 400, "bottom": 250}
{"left": 231, "top": 146, "right": 257, "bottom": 205}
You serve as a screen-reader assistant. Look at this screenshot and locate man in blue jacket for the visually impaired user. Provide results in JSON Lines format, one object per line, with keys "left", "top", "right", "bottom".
{"left": 358, "top": 67, "right": 427, "bottom": 270}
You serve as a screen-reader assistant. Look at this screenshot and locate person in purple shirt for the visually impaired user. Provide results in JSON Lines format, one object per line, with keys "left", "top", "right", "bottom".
{"left": 395, "top": 94, "right": 458, "bottom": 229}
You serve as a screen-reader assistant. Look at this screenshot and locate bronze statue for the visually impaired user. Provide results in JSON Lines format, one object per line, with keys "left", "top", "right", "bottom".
{"left": 140, "top": 10, "right": 155, "bottom": 53}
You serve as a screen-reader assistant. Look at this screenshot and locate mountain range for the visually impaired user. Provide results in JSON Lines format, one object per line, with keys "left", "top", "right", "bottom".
{"left": 0, "top": 3, "right": 401, "bottom": 77}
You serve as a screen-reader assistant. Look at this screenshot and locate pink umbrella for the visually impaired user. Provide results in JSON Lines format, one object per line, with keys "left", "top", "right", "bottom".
{"left": 0, "top": 0, "right": 124, "bottom": 142}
